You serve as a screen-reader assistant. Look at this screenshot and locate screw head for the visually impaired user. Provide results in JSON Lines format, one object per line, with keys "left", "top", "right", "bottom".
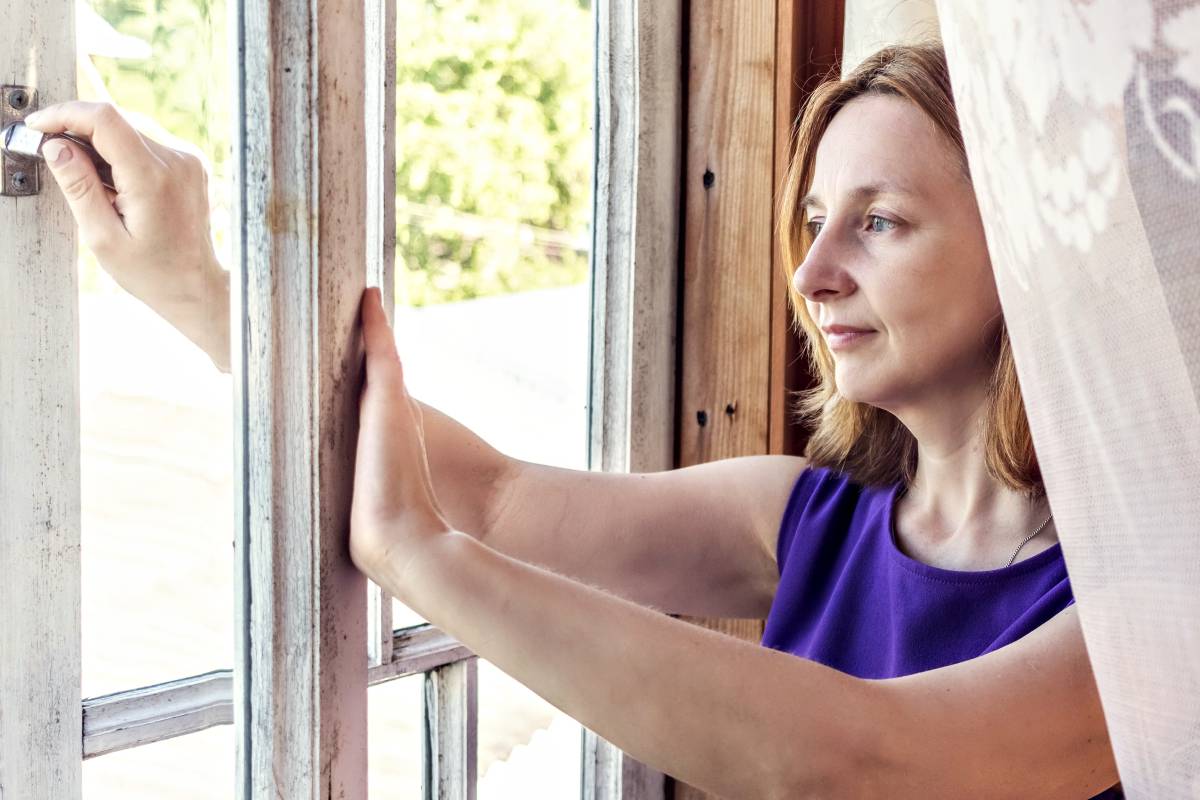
{"left": 8, "top": 89, "right": 28, "bottom": 110}
{"left": 11, "top": 171, "right": 29, "bottom": 191}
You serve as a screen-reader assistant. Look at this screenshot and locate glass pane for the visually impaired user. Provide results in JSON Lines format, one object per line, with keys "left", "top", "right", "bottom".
{"left": 83, "top": 726, "right": 233, "bottom": 798}
{"left": 369, "top": 675, "right": 425, "bottom": 798}
{"left": 80, "top": 1, "right": 234, "bottom": 697}
{"left": 479, "top": 660, "right": 582, "bottom": 800}
{"left": 389, "top": 0, "right": 594, "bottom": 620}
{"left": 388, "top": 2, "right": 593, "bottom": 795}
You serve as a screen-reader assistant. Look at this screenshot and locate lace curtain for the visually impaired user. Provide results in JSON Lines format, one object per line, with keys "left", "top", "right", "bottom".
{"left": 935, "top": 2, "right": 1200, "bottom": 796}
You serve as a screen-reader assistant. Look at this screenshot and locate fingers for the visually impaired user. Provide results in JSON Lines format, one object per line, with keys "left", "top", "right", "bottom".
{"left": 25, "top": 101, "right": 159, "bottom": 179}
{"left": 361, "top": 287, "right": 403, "bottom": 374}
{"left": 40, "top": 137, "right": 129, "bottom": 256}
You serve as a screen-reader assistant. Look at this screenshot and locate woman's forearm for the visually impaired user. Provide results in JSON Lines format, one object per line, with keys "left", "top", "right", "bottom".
{"left": 382, "top": 530, "right": 883, "bottom": 800}
{"left": 413, "top": 400, "right": 512, "bottom": 538}
{"left": 146, "top": 260, "right": 232, "bottom": 374}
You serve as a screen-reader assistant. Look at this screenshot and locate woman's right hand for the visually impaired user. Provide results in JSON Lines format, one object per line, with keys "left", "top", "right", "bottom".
{"left": 27, "top": 101, "right": 231, "bottom": 371}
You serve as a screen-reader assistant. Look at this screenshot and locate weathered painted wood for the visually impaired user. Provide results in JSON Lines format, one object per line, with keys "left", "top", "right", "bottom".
{"left": 0, "top": 3, "right": 82, "bottom": 797}
{"left": 371, "top": 625, "right": 475, "bottom": 684}
{"left": 365, "top": 0, "right": 398, "bottom": 670}
{"left": 81, "top": 626, "right": 474, "bottom": 758}
{"left": 83, "top": 671, "right": 233, "bottom": 759}
{"left": 589, "top": 0, "right": 682, "bottom": 477}
{"left": 585, "top": 0, "right": 681, "bottom": 797}
{"left": 768, "top": 0, "right": 843, "bottom": 457}
{"left": 423, "top": 658, "right": 478, "bottom": 800}
{"left": 233, "top": 0, "right": 370, "bottom": 795}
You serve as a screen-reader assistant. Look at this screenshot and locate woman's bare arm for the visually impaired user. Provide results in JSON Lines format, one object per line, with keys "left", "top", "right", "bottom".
{"left": 486, "top": 455, "right": 804, "bottom": 617}
{"left": 375, "top": 523, "right": 1117, "bottom": 800}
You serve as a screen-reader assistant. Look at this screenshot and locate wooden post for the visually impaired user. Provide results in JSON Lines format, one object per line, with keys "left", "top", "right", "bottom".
{"left": 233, "top": 0, "right": 369, "bottom": 795}
{"left": 674, "top": 1, "right": 841, "bottom": 798}
{"left": 0, "top": 3, "right": 81, "bottom": 797}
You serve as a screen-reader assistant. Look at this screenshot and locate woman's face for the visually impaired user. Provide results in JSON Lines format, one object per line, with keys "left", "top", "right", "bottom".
{"left": 794, "top": 93, "right": 1001, "bottom": 413}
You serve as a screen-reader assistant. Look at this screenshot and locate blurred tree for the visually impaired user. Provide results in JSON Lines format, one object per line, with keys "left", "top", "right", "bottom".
{"left": 86, "top": 0, "right": 593, "bottom": 306}
{"left": 394, "top": 0, "right": 593, "bottom": 305}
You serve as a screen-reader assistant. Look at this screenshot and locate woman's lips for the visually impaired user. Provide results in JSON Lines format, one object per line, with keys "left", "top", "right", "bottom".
{"left": 826, "top": 330, "right": 876, "bottom": 349}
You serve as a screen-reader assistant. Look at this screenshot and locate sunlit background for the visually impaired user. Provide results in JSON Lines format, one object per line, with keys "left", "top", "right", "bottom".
{"left": 77, "top": 0, "right": 594, "bottom": 795}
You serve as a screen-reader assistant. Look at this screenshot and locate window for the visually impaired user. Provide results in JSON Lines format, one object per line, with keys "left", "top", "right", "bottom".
{"left": 2, "top": 0, "right": 687, "bottom": 797}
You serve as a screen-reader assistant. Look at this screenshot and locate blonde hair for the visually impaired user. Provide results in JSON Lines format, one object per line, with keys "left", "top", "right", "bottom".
{"left": 777, "top": 42, "right": 1043, "bottom": 497}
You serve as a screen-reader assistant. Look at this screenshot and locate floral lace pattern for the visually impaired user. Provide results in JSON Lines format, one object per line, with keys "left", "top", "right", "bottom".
{"left": 936, "top": 2, "right": 1200, "bottom": 797}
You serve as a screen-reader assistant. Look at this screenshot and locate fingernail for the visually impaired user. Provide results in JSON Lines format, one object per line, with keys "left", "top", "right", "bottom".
{"left": 41, "top": 139, "right": 71, "bottom": 167}
{"left": 24, "top": 110, "right": 43, "bottom": 127}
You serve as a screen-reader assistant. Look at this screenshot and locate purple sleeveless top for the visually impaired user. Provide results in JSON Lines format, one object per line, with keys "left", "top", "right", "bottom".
{"left": 761, "top": 466, "right": 1123, "bottom": 799}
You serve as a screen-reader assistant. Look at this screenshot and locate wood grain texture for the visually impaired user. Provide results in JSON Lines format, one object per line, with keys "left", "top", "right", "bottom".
{"left": 233, "top": 0, "right": 369, "bottom": 796}
{"left": 678, "top": 0, "right": 777, "bottom": 470}
{"left": 423, "top": 658, "right": 478, "bottom": 800}
{"left": 0, "top": 3, "right": 82, "bottom": 797}
{"left": 673, "top": 2, "right": 843, "bottom": 798}
{"left": 768, "top": 0, "right": 843, "bottom": 457}
{"left": 83, "top": 671, "right": 233, "bottom": 760}
{"left": 585, "top": 1, "right": 681, "bottom": 798}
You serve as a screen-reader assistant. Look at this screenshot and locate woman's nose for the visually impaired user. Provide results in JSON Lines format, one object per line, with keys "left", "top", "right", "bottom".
{"left": 792, "top": 231, "right": 856, "bottom": 302}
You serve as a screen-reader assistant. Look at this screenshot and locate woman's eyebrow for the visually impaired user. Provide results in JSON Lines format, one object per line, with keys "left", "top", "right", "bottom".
{"left": 801, "top": 181, "right": 919, "bottom": 210}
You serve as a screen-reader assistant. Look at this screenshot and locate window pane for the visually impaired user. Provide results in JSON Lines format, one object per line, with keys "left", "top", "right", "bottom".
{"left": 388, "top": 1, "right": 593, "bottom": 795}
{"left": 369, "top": 675, "right": 425, "bottom": 798}
{"left": 479, "top": 660, "right": 582, "bottom": 800}
{"left": 83, "top": 726, "right": 233, "bottom": 798}
{"left": 80, "top": 0, "right": 234, "bottom": 698}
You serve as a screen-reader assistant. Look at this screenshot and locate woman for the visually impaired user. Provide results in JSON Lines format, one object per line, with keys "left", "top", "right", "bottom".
{"left": 30, "top": 43, "right": 1121, "bottom": 798}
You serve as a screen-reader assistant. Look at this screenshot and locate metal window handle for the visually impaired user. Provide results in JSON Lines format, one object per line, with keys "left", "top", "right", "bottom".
{"left": 2, "top": 121, "right": 117, "bottom": 192}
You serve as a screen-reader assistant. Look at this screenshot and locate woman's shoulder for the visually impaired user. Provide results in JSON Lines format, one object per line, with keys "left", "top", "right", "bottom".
{"left": 773, "top": 462, "right": 897, "bottom": 568}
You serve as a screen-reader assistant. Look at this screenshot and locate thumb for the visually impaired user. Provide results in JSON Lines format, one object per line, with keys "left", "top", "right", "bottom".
{"left": 41, "top": 138, "right": 127, "bottom": 255}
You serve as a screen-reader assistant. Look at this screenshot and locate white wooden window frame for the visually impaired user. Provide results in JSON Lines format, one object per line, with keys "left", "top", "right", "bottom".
{"left": 3, "top": 0, "right": 683, "bottom": 797}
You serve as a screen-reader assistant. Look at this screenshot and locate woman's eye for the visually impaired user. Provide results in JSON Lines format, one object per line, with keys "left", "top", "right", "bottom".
{"left": 806, "top": 219, "right": 825, "bottom": 237}
{"left": 867, "top": 215, "right": 897, "bottom": 233}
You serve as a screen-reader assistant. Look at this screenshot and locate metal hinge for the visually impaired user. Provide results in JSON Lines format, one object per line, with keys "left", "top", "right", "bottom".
{"left": 1, "top": 85, "right": 38, "bottom": 197}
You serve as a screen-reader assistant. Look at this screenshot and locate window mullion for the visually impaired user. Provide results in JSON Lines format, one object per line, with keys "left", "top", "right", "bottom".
{"left": 423, "top": 658, "right": 479, "bottom": 800}
{"left": 233, "top": 0, "right": 371, "bottom": 796}
{"left": 0, "top": 2, "right": 81, "bottom": 795}
{"left": 364, "top": 0, "right": 397, "bottom": 671}
{"left": 584, "top": 0, "right": 681, "bottom": 798}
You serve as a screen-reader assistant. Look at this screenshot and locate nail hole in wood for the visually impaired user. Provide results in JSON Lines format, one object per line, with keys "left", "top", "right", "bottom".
{"left": 702, "top": 169, "right": 715, "bottom": 189}
{"left": 697, "top": 410, "right": 708, "bottom": 427}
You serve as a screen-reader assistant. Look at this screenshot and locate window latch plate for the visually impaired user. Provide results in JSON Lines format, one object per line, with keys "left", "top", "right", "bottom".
{"left": 2, "top": 85, "right": 39, "bottom": 197}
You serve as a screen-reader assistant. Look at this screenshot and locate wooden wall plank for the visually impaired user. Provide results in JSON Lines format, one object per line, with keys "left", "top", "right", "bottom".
{"left": 233, "top": 0, "right": 369, "bottom": 795}
{"left": 0, "top": 3, "right": 81, "bottom": 796}
{"left": 674, "top": 1, "right": 842, "bottom": 798}
{"left": 586, "top": 0, "right": 682, "bottom": 797}
{"left": 768, "top": 1, "right": 844, "bottom": 457}
{"left": 674, "top": 6, "right": 777, "bottom": 797}
{"left": 678, "top": 1, "right": 778, "bottom": 469}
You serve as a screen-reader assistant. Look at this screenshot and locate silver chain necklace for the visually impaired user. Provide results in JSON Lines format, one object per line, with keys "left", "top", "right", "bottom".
{"left": 895, "top": 486, "right": 1054, "bottom": 568}
{"left": 1004, "top": 511, "right": 1054, "bottom": 567}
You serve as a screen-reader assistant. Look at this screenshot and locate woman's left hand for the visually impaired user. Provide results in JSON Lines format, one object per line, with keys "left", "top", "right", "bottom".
{"left": 350, "top": 287, "right": 451, "bottom": 589}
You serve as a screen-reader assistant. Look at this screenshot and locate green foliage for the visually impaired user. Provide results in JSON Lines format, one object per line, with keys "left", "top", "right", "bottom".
{"left": 394, "top": 0, "right": 593, "bottom": 304}
{"left": 84, "top": 0, "right": 593, "bottom": 305}
{"left": 89, "top": 0, "right": 230, "bottom": 177}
